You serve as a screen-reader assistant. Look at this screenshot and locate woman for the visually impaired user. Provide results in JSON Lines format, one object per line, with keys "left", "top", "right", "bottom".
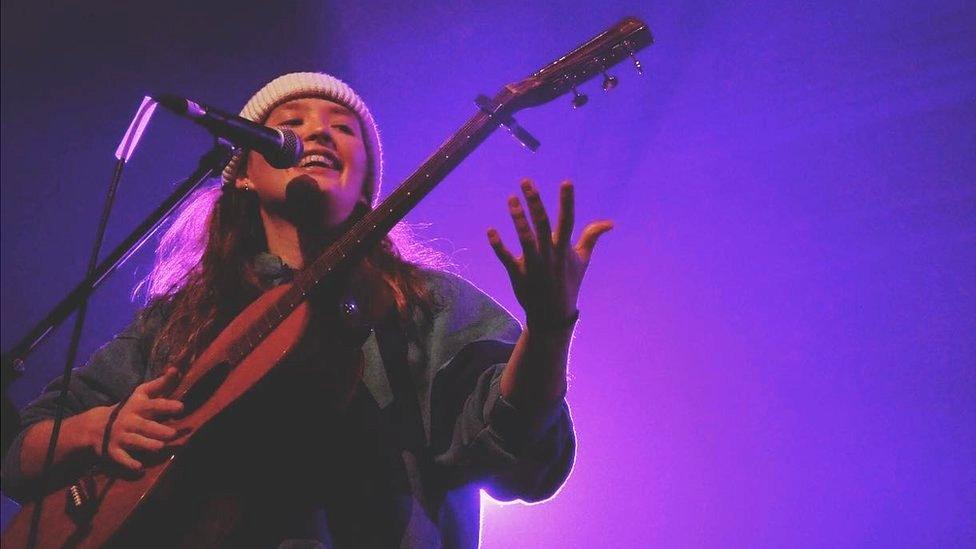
{"left": 2, "top": 72, "right": 612, "bottom": 547}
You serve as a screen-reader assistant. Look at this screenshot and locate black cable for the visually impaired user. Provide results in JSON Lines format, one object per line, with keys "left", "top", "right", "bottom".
{"left": 19, "top": 140, "right": 234, "bottom": 547}
{"left": 27, "top": 158, "right": 127, "bottom": 549}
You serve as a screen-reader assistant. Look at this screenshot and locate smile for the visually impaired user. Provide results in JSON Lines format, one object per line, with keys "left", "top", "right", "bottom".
{"left": 298, "top": 152, "right": 343, "bottom": 171}
{"left": 297, "top": 164, "right": 340, "bottom": 174}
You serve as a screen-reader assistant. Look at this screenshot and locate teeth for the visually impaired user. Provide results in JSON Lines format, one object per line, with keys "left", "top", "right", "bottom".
{"left": 300, "top": 154, "right": 339, "bottom": 170}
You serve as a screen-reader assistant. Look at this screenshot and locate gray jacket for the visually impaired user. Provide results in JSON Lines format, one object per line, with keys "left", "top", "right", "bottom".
{"left": 2, "top": 262, "right": 575, "bottom": 548}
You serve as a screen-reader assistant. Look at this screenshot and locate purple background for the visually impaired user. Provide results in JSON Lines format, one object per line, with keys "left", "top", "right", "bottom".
{"left": 2, "top": 1, "right": 974, "bottom": 546}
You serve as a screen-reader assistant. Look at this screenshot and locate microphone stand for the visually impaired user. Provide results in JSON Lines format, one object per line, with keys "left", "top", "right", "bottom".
{"left": 0, "top": 140, "right": 235, "bottom": 458}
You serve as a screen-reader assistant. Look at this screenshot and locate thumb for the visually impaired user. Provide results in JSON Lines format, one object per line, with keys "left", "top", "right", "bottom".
{"left": 575, "top": 220, "right": 614, "bottom": 263}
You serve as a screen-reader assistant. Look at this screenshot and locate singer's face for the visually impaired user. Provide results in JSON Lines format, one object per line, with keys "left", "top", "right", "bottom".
{"left": 237, "top": 97, "right": 368, "bottom": 225}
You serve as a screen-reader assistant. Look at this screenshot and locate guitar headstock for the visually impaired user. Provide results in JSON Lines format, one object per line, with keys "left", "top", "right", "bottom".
{"left": 498, "top": 16, "right": 653, "bottom": 113}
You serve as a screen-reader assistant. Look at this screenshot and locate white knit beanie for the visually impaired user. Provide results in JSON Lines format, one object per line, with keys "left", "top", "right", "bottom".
{"left": 221, "top": 72, "right": 383, "bottom": 206}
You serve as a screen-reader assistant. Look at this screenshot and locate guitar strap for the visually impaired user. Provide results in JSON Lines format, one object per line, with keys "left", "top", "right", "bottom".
{"left": 373, "top": 314, "right": 427, "bottom": 456}
{"left": 298, "top": 312, "right": 432, "bottom": 546}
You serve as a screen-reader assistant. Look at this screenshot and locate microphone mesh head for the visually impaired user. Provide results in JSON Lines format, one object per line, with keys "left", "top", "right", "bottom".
{"left": 266, "top": 128, "right": 303, "bottom": 169}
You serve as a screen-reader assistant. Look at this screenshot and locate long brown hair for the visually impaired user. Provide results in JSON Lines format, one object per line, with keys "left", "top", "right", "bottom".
{"left": 141, "top": 182, "right": 445, "bottom": 374}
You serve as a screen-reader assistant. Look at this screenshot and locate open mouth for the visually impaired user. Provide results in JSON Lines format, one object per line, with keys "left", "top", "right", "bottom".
{"left": 298, "top": 150, "right": 343, "bottom": 172}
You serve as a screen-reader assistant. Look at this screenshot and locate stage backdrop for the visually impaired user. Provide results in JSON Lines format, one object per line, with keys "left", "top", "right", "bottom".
{"left": 2, "top": 0, "right": 974, "bottom": 546}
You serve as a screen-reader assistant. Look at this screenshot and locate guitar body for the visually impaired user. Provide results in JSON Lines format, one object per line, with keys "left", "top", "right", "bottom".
{"left": 3, "top": 284, "right": 311, "bottom": 548}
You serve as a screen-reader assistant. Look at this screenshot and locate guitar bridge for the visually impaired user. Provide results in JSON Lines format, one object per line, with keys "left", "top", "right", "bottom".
{"left": 65, "top": 474, "right": 97, "bottom": 524}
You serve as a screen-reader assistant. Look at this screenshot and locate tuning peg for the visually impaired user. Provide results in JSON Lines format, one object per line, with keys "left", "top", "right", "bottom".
{"left": 630, "top": 51, "right": 644, "bottom": 75}
{"left": 571, "top": 86, "right": 588, "bottom": 108}
{"left": 601, "top": 71, "right": 618, "bottom": 91}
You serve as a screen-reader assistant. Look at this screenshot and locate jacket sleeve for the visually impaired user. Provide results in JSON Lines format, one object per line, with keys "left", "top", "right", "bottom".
{"left": 425, "top": 272, "right": 576, "bottom": 503}
{"left": 0, "top": 307, "right": 161, "bottom": 497}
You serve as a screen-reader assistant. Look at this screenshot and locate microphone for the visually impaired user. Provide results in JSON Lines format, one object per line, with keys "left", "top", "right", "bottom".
{"left": 154, "top": 94, "right": 303, "bottom": 168}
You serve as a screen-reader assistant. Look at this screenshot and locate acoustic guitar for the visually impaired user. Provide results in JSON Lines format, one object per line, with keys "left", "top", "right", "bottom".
{"left": 2, "top": 16, "right": 653, "bottom": 548}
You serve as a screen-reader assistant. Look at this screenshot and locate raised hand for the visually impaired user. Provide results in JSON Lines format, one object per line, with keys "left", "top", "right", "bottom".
{"left": 488, "top": 179, "right": 613, "bottom": 332}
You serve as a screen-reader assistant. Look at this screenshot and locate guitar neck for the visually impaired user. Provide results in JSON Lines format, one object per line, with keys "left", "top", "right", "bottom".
{"left": 219, "top": 15, "right": 653, "bottom": 365}
{"left": 297, "top": 95, "right": 509, "bottom": 290}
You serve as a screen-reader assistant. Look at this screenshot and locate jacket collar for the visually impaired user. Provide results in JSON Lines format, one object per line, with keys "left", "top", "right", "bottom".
{"left": 253, "top": 252, "right": 295, "bottom": 287}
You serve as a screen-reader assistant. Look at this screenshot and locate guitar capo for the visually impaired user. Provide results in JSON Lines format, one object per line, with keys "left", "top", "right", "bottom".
{"left": 475, "top": 95, "right": 540, "bottom": 152}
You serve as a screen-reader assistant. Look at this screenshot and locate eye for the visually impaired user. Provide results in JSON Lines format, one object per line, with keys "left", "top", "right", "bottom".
{"left": 334, "top": 124, "right": 355, "bottom": 135}
{"left": 277, "top": 118, "right": 302, "bottom": 127}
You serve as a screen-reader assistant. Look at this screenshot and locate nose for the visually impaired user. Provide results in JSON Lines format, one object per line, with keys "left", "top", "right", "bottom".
{"left": 303, "top": 119, "right": 335, "bottom": 146}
